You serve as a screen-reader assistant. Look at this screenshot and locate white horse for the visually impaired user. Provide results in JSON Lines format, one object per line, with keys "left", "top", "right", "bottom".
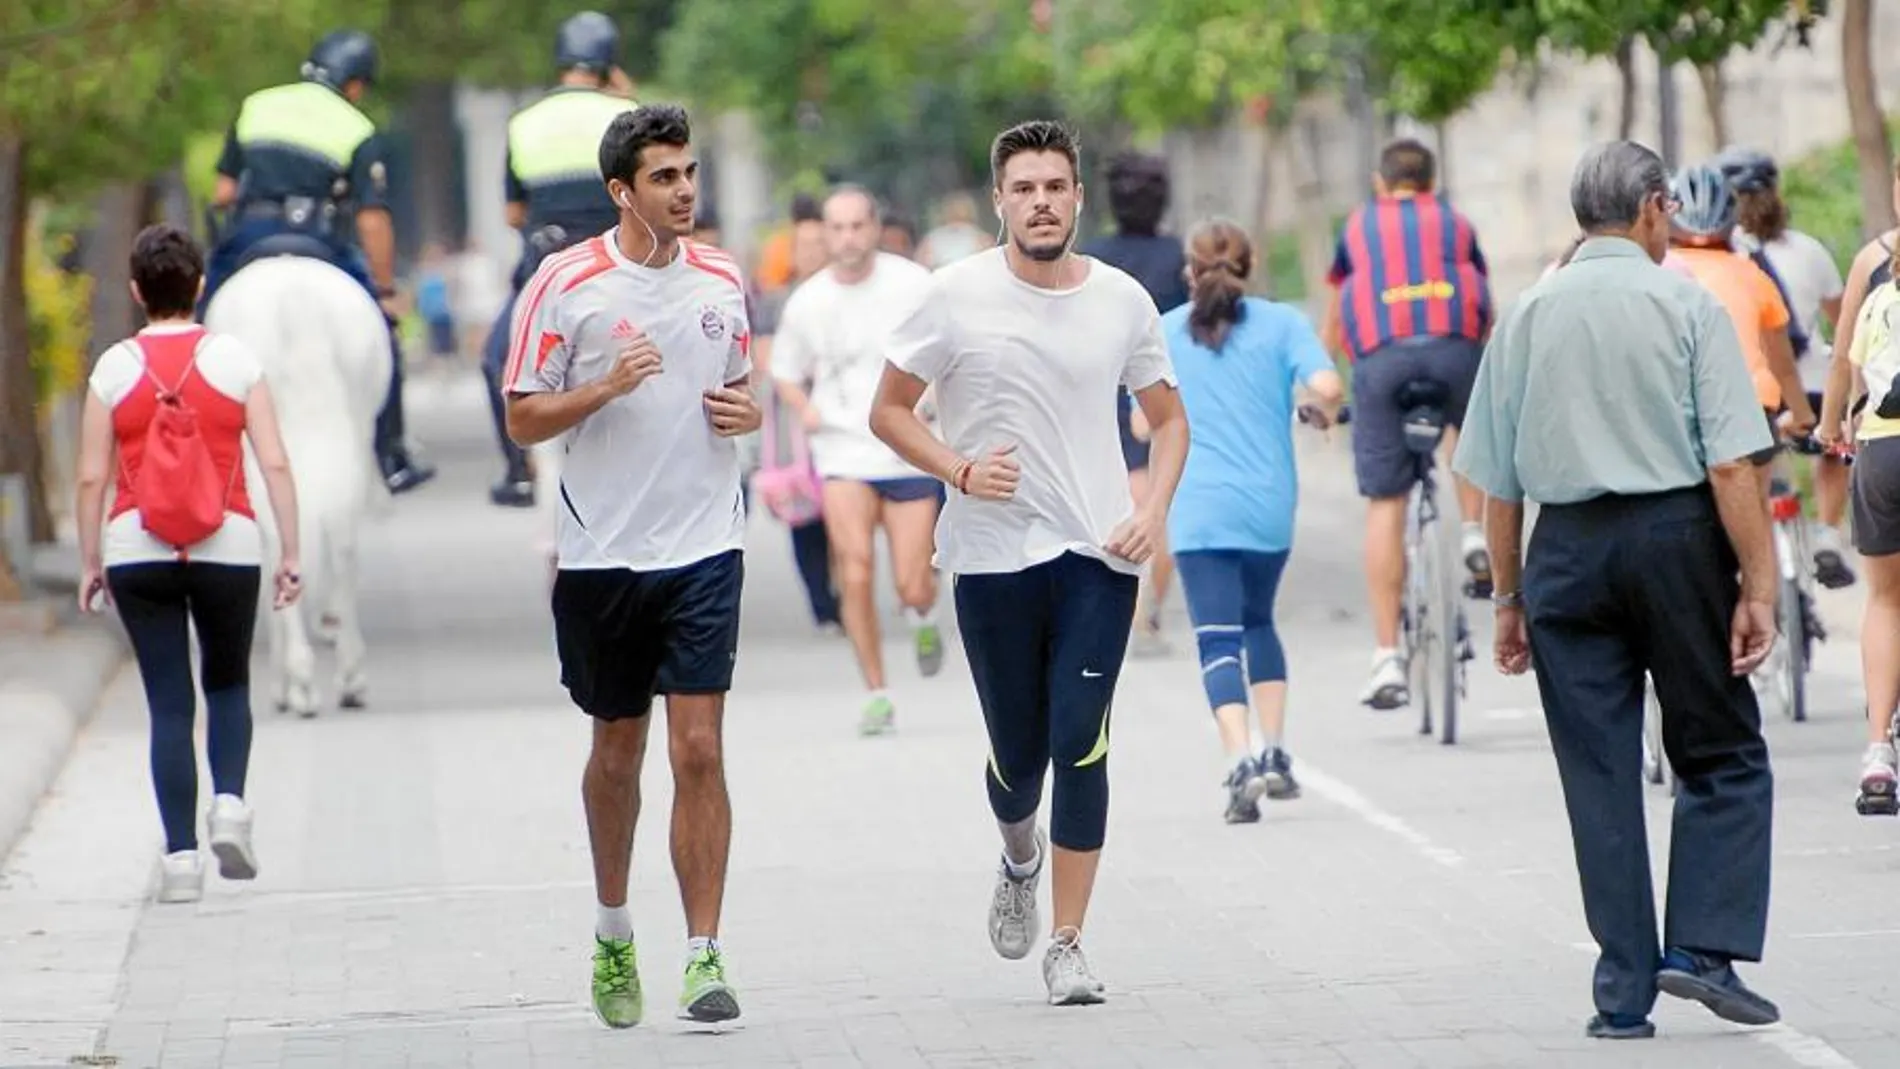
{"left": 205, "top": 255, "right": 392, "bottom": 717}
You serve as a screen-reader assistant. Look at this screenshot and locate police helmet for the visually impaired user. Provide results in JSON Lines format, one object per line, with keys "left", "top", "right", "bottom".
{"left": 1714, "top": 146, "right": 1779, "bottom": 195}
{"left": 303, "top": 30, "right": 379, "bottom": 90}
{"left": 1670, "top": 164, "right": 1738, "bottom": 237}
{"left": 555, "top": 12, "right": 621, "bottom": 74}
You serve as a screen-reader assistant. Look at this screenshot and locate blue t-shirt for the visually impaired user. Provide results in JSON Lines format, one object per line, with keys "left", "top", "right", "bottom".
{"left": 1164, "top": 297, "right": 1333, "bottom": 554}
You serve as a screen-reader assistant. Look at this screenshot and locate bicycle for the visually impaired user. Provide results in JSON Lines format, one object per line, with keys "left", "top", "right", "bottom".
{"left": 1301, "top": 380, "right": 1472, "bottom": 745}
{"left": 1641, "top": 677, "right": 1679, "bottom": 796}
{"left": 1646, "top": 433, "right": 1840, "bottom": 798}
{"left": 1753, "top": 435, "right": 1835, "bottom": 725}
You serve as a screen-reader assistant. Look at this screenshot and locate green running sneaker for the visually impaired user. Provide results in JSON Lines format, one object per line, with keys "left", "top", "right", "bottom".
{"left": 858, "top": 694, "right": 896, "bottom": 736}
{"left": 591, "top": 936, "right": 643, "bottom": 1028}
{"left": 679, "top": 945, "right": 740, "bottom": 1022}
{"left": 915, "top": 621, "right": 944, "bottom": 677}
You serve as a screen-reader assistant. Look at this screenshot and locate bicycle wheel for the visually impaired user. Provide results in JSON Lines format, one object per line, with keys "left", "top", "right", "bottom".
{"left": 1641, "top": 677, "right": 1677, "bottom": 795}
{"left": 1641, "top": 678, "right": 1664, "bottom": 784}
{"left": 1421, "top": 501, "right": 1459, "bottom": 744}
{"left": 1421, "top": 505, "right": 1461, "bottom": 745}
{"left": 1403, "top": 491, "right": 1434, "bottom": 737}
{"left": 1780, "top": 575, "right": 1807, "bottom": 723}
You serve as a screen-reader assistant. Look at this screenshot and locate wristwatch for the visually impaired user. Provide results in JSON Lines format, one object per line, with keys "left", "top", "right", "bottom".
{"left": 1491, "top": 589, "right": 1525, "bottom": 609}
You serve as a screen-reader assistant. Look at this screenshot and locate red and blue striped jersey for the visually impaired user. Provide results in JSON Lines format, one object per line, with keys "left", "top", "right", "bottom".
{"left": 1327, "top": 193, "right": 1492, "bottom": 360}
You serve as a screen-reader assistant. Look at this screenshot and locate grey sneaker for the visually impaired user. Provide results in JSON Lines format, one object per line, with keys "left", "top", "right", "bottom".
{"left": 1042, "top": 928, "right": 1105, "bottom": 1006}
{"left": 1259, "top": 747, "right": 1302, "bottom": 800}
{"left": 988, "top": 828, "right": 1045, "bottom": 960}
{"left": 157, "top": 850, "right": 204, "bottom": 904}
{"left": 207, "top": 794, "right": 258, "bottom": 880}
{"left": 1223, "top": 757, "right": 1265, "bottom": 824}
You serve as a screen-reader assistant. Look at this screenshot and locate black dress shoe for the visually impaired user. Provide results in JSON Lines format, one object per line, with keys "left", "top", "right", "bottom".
{"left": 1657, "top": 948, "right": 1780, "bottom": 1026}
{"left": 490, "top": 478, "right": 535, "bottom": 508}
{"left": 384, "top": 459, "right": 437, "bottom": 494}
{"left": 1585, "top": 1013, "right": 1655, "bottom": 1039}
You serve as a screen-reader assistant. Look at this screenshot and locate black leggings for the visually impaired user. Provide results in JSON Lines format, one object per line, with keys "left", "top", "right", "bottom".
{"left": 108, "top": 561, "right": 261, "bottom": 854}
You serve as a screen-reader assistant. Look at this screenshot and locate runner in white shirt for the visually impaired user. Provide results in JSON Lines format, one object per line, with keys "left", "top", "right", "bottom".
{"left": 869, "top": 120, "right": 1188, "bottom": 1007}
{"left": 501, "top": 103, "right": 760, "bottom": 1030}
{"left": 772, "top": 186, "right": 945, "bottom": 735}
{"left": 1718, "top": 147, "right": 1854, "bottom": 586}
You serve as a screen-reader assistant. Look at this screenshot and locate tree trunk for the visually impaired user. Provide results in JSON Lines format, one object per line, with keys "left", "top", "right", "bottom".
{"left": 150, "top": 167, "right": 192, "bottom": 228}
{"left": 1290, "top": 110, "right": 1337, "bottom": 313}
{"left": 1843, "top": 0, "right": 1897, "bottom": 240}
{"left": 1615, "top": 37, "right": 1638, "bottom": 140}
{"left": 1656, "top": 47, "right": 1681, "bottom": 167}
{"left": 405, "top": 81, "right": 461, "bottom": 253}
{"left": 0, "top": 134, "right": 51, "bottom": 560}
{"left": 1696, "top": 59, "right": 1730, "bottom": 149}
{"left": 82, "top": 182, "right": 150, "bottom": 367}
{"left": 1434, "top": 121, "right": 1451, "bottom": 196}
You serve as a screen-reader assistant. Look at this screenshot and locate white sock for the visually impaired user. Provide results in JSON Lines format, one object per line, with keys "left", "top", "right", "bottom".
{"left": 1461, "top": 520, "right": 1483, "bottom": 541}
{"left": 1005, "top": 852, "right": 1041, "bottom": 879}
{"left": 903, "top": 605, "right": 936, "bottom": 628}
{"left": 1374, "top": 646, "right": 1399, "bottom": 666}
{"left": 686, "top": 935, "right": 719, "bottom": 964}
{"left": 596, "top": 904, "right": 633, "bottom": 942}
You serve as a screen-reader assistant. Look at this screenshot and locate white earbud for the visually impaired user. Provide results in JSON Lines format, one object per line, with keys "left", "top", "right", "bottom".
{"left": 618, "top": 191, "right": 633, "bottom": 210}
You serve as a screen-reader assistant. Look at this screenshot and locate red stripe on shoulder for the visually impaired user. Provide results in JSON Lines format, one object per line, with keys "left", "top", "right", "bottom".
{"left": 684, "top": 243, "right": 742, "bottom": 295}
{"left": 503, "top": 243, "right": 598, "bottom": 388}
{"left": 558, "top": 237, "right": 616, "bottom": 295}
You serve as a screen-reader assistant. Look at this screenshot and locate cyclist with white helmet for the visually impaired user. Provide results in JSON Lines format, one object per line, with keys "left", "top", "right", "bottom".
{"left": 1718, "top": 148, "right": 1853, "bottom": 587}
{"left": 1667, "top": 164, "right": 1814, "bottom": 479}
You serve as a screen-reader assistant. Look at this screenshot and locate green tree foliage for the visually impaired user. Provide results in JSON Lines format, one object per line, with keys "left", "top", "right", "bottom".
{"left": 1, "top": 0, "right": 392, "bottom": 199}
{"left": 659, "top": 0, "right": 1049, "bottom": 201}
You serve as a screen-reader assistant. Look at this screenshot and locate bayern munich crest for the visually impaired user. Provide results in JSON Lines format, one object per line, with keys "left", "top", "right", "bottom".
{"left": 700, "top": 306, "right": 727, "bottom": 341}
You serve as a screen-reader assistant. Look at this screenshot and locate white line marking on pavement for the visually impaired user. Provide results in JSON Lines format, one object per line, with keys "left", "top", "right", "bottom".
{"left": 1298, "top": 763, "right": 1467, "bottom": 868}
{"left": 1751, "top": 1024, "right": 1863, "bottom": 1068}
{"left": 1562, "top": 944, "right": 1862, "bottom": 1067}
{"left": 1484, "top": 706, "right": 1537, "bottom": 721}
{"left": 1786, "top": 927, "right": 1900, "bottom": 940}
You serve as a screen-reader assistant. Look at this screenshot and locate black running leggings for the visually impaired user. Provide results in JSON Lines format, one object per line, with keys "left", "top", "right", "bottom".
{"left": 108, "top": 561, "right": 260, "bottom": 854}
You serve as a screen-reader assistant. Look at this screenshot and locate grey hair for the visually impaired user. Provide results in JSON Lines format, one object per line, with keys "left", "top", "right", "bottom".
{"left": 823, "top": 182, "right": 882, "bottom": 224}
{"left": 1569, "top": 140, "right": 1669, "bottom": 233}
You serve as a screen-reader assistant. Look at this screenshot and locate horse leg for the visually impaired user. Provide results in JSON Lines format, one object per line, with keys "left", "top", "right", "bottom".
{"left": 333, "top": 527, "right": 369, "bottom": 710}
{"left": 280, "top": 603, "right": 320, "bottom": 718}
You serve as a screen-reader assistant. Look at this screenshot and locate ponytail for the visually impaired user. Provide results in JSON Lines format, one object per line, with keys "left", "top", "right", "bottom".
{"left": 1188, "top": 260, "right": 1246, "bottom": 349}
{"left": 1184, "top": 219, "right": 1255, "bottom": 351}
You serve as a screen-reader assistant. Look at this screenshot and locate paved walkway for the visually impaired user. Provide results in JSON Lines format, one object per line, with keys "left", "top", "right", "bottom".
{"left": 2, "top": 369, "right": 1896, "bottom": 1068}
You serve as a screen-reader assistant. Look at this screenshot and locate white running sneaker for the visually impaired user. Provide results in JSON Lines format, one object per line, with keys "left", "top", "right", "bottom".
{"left": 988, "top": 828, "right": 1046, "bottom": 960}
{"left": 1042, "top": 928, "right": 1106, "bottom": 1006}
{"left": 207, "top": 794, "right": 258, "bottom": 880}
{"left": 157, "top": 850, "right": 205, "bottom": 903}
{"left": 1359, "top": 651, "right": 1408, "bottom": 710}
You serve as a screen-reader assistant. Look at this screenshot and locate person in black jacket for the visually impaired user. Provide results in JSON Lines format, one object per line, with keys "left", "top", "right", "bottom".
{"left": 1080, "top": 152, "right": 1189, "bottom": 657}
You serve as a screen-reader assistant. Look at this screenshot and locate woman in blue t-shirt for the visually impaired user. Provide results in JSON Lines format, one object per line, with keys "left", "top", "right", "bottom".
{"left": 1163, "top": 219, "right": 1344, "bottom": 824}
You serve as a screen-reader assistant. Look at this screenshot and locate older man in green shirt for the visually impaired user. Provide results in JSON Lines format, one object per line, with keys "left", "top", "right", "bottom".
{"left": 1453, "top": 140, "right": 1782, "bottom": 1041}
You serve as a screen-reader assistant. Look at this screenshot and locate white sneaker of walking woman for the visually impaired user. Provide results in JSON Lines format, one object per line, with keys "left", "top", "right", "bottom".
{"left": 208, "top": 794, "right": 259, "bottom": 880}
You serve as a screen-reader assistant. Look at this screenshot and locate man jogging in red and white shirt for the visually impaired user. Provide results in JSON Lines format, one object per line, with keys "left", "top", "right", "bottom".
{"left": 502, "top": 103, "right": 760, "bottom": 1030}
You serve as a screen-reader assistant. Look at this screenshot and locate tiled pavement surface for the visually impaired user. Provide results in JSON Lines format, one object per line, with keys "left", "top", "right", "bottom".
{"left": 3, "top": 370, "right": 1898, "bottom": 1068}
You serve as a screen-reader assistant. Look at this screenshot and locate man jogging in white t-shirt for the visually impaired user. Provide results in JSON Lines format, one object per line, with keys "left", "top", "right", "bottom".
{"left": 502, "top": 103, "right": 760, "bottom": 1030}
{"left": 870, "top": 119, "right": 1188, "bottom": 1006}
{"left": 772, "top": 185, "right": 945, "bottom": 735}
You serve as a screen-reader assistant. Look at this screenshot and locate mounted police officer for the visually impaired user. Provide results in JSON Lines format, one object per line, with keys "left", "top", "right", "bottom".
{"left": 204, "top": 28, "right": 435, "bottom": 494}
{"left": 480, "top": 11, "right": 635, "bottom": 508}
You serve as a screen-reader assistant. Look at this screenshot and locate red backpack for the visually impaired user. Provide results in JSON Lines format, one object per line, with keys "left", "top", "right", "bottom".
{"left": 124, "top": 335, "right": 236, "bottom": 552}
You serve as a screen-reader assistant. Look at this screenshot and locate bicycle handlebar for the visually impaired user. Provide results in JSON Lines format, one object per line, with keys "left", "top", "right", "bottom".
{"left": 1781, "top": 434, "right": 1854, "bottom": 462}
{"left": 1298, "top": 403, "right": 1351, "bottom": 428}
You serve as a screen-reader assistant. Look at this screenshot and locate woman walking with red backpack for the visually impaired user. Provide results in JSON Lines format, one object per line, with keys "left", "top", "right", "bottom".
{"left": 73, "top": 224, "right": 303, "bottom": 904}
